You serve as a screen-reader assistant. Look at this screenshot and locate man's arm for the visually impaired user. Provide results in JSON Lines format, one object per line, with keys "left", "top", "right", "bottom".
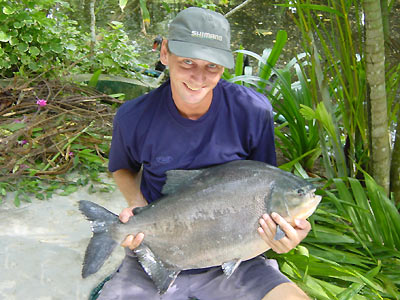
{"left": 113, "top": 168, "right": 147, "bottom": 208}
{"left": 113, "top": 168, "right": 147, "bottom": 249}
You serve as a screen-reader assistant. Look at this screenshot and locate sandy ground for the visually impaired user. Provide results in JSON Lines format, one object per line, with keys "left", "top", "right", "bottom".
{"left": 0, "top": 178, "right": 127, "bottom": 300}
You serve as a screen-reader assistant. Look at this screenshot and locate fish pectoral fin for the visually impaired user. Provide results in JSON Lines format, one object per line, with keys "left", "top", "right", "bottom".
{"left": 222, "top": 259, "right": 242, "bottom": 278}
{"left": 134, "top": 244, "right": 180, "bottom": 294}
{"left": 274, "top": 225, "right": 286, "bottom": 240}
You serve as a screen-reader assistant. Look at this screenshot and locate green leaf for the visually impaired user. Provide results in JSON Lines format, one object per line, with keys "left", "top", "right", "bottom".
{"left": 88, "top": 70, "right": 102, "bottom": 88}
{"left": 139, "top": 0, "right": 150, "bottom": 25}
{"left": 3, "top": 6, "right": 16, "bottom": 15}
{"left": 119, "top": 0, "right": 128, "bottom": 11}
{"left": 14, "top": 193, "right": 20, "bottom": 207}
{"left": 65, "top": 43, "right": 77, "bottom": 51}
{"left": 17, "top": 43, "right": 29, "bottom": 52}
{"left": 29, "top": 46, "right": 40, "bottom": 56}
{"left": 103, "top": 57, "right": 114, "bottom": 67}
{"left": 50, "top": 42, "right": 62, "bottom": 53}
{"left": 13, "top": 21, "right": 23, "bottom": 29}
{"left": 21, "top": 34, "right": 33, "bottom": 43}
{"left": 0, "top": 122, "right": 27, "bottom": 132}
{"left": 59, "top": 185, "right": 78, "bottom": 196}
{"left": 0, "top": 31, "right": 10, "bottom": 42}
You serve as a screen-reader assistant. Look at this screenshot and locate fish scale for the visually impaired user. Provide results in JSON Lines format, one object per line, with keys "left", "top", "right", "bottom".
{"left": 79, "top": 159, "right": 321, "bottom": 294}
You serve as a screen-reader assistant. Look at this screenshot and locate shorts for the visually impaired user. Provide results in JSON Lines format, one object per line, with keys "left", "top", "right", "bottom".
{"left": 97, "top": 251, "right": 290, "bottom": 300}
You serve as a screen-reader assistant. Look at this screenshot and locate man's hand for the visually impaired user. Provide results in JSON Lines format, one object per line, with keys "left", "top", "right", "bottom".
{"left": 119, "top": 206, "right": 145, "bottom": 250}
{"left": 257, "top": 212, "right": 311, "bottom": 254}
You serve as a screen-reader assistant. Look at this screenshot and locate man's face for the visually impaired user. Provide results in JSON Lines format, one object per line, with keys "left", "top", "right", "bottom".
{"left": 160, "top": 41, "right": 224, "bottom": 109}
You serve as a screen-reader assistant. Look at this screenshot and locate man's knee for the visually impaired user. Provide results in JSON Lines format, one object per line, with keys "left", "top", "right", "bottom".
{"left": 262, "top": 282, "right": 310, "bottom": 300}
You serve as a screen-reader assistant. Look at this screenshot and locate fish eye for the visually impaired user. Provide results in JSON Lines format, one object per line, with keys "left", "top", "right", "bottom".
{"left": 297, "top": 188, "right": 304, "bottom": 195}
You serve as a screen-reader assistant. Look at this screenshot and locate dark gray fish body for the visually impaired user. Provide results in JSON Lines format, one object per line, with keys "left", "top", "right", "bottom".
{"left": 79, "top": 160, "right": 321, "bottom": 293}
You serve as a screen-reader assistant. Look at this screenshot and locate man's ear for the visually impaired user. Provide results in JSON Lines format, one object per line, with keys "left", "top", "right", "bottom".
{"left": 159, "top": 40, "right": 169, "bottom": 66}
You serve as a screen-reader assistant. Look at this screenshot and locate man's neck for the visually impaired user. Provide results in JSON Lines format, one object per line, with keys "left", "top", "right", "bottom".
{"left": 173, "top": 91, "right": 213, "bottom": 120}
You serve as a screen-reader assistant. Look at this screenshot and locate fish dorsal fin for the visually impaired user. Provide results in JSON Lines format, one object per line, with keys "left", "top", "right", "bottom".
{"left": 222, "top": 259, "right": 242, "bottom": 278}
{"left": 162, "top": 169, "right": 204, "bottom": 195}
{"left": 134, "top": 243, "right": 180, "bottom": 294}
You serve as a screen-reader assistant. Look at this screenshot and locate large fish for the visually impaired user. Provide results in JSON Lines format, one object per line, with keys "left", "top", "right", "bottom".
{"left": 79, "top": 160, "right": 321, "bottom": 294}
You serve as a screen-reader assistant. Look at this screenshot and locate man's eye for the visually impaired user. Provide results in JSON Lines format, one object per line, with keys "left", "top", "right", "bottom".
{"left": 208, "top": 64, "right": 217, "bottom": 68}
{"left": 183, "top": 59, "right": 193, "bottom": 65}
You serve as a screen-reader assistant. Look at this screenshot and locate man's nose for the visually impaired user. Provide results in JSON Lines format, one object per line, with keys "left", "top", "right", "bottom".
{"left": 190, "top": 66, "right": 207, "bottom": 83}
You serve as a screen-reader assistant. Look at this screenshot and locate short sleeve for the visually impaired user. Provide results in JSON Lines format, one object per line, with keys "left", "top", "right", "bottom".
{"left": 108, "top": 117, "right": 141, "bottom": 173}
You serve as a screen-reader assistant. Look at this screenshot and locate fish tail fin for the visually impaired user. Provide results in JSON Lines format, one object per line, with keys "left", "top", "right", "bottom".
{"left": 79, "top": 200, "right": 119, "bottom": 278}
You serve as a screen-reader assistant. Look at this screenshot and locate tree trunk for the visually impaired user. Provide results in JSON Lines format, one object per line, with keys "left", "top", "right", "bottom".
{"left": 89, "top": 0, "right": 96, "bottom": 56}
{"left": 363, "top": 0, "right": 390, "bottom": 194}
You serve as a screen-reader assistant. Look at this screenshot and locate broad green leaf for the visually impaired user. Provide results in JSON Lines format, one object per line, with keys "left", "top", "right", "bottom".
{"left": 13, "top": 21, "right": 23, "bottom": 29}
{"left": 139, "top": 0, "right": 150, "bottom": 25}
{"left": 17, "top": 43, "right": 28, "bottom": 52}
{"left": 88, "top": 69, "right": 102, "bottom": 88}
{"left": 103, "top": 57, "right": 114, "bottom": 67}
{"left": 3, "top": 6, "right": 16, "bottom": 15}
{"left": 29, "top": 46, "right": 40, "bottom": 56}
{"left": 0, "top": 31, "right": 10, "bottom": 42}
{"left": 257, "top": 30, "right": 287, "bottom": 92}
{"left": 50, "top": 42, "right": 62, "bottom": 53}
{"left": 119, "top": 0, "right": 128, "bottom": 11}
{"left": 21, "top": 34, "right": 33, "bottom": 43}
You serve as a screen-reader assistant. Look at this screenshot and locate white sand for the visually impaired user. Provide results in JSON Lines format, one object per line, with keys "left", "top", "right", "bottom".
{"left": 0, "top": 176, "right": 127, "bottom": 300}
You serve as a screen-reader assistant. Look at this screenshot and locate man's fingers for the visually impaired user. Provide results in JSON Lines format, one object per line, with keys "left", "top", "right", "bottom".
{"left": 121, "top": 233, "right": 144, "bottom": 250}
{"left": 119, "top": 207, "right": 134, "bottom": 223}
{"left": 271, "top": 212, "right": 297, "bottom": 239}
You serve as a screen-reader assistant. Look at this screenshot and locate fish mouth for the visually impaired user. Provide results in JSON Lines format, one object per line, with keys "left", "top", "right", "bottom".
{"left": 295, "top": 194, "right": 322, "bottom": 220}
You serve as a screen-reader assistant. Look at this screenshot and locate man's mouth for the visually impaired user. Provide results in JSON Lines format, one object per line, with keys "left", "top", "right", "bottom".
{"left": 184, "top": 82, "right": 202, "bottom": 91}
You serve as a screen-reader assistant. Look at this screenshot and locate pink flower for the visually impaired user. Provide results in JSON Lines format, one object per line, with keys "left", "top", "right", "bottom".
{"left": 68, "top": 151, "right": 74, "bottom": 157}
{"left": 18, "top": 140, "right": 28, "bottom": 146}
{"left": 36, "top": 99, "right": 47, "bottom": 107}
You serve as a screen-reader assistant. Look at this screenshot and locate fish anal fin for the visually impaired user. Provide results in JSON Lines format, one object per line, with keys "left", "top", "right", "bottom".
{"left": 134, "top": 244, "right": 180, "bottom": 294}
{"left": 274, "top": 225, "right": 286, "bottom": 240}
{"left": 222, "top": 259, "right": 242, "bottom": 278}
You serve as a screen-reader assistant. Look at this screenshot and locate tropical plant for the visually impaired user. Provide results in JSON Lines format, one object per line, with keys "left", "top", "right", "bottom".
{"left": 223, "top": 31, "right": 321, "bottom": 173}
{"left": 0, "top": 0, "right": 78, "bottom": 77}
{"left": 0, "top": 0, "right": 142, "bottom": 79}
{"left": 268, "top": 173, "right": 400, "bottom": 299}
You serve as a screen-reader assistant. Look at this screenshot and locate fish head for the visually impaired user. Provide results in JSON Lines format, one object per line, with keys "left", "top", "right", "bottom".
{"left": 267, "top": 181, "right": 321, "bottom": 225}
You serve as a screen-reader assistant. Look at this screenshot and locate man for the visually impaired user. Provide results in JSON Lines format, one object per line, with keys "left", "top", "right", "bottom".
{"left": 100, "top": 7, "right": 311, "bottom": 300}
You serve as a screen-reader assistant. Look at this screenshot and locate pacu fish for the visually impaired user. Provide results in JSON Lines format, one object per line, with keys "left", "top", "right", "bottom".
{"left": 79, "top": 160, "right": 321, "bottom": 293}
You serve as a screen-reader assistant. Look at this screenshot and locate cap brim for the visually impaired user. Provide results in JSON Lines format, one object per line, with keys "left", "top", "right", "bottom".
{"left": 169, "top": 40, "right": 234, "bottom": 69}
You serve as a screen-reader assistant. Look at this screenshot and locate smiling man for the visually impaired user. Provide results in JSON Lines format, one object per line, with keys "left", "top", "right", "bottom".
{"left": 100, "top": 7, "right": 310, "bottom": 300}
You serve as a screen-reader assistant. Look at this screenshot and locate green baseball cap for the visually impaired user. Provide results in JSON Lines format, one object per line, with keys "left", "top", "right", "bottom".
{"left": 168, "top": 7, "right": 234, "bottom": 69}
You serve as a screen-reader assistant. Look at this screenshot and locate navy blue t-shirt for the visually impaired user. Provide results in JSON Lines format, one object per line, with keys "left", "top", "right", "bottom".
{"left": 108, "top": 79, "right": 276, "bottom": 203}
